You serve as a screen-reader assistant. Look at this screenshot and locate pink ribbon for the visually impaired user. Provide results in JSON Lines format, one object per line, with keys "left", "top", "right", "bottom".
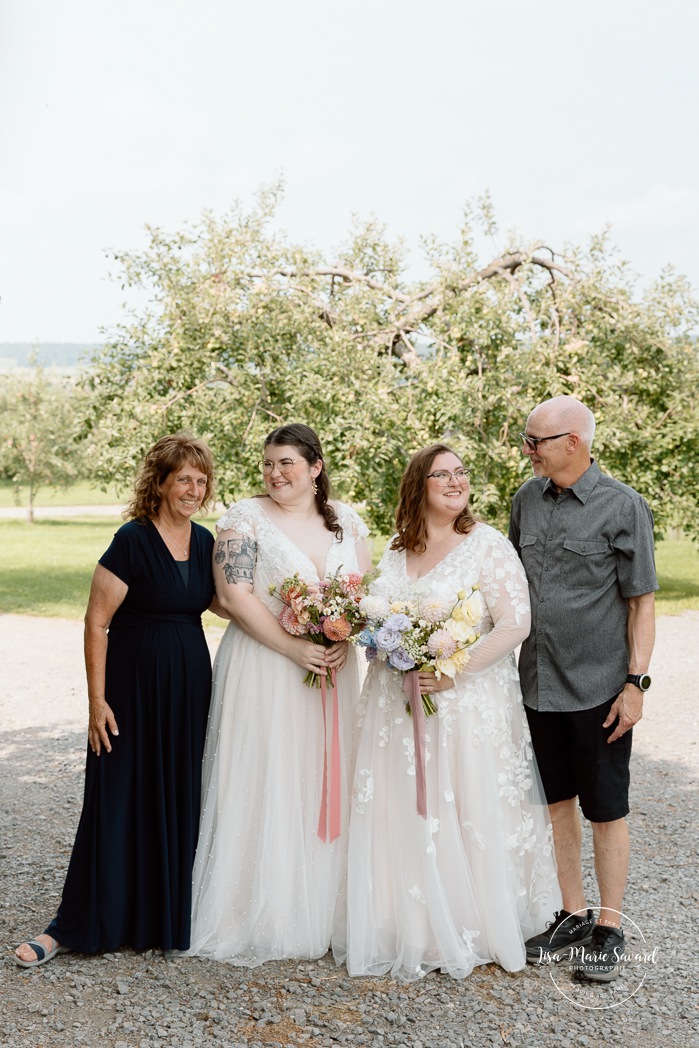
{"left": 317, "top": 668, "right": 341, "bottom": 843}
{"left": 403, "top": 670, "right": 427, "bottom": 819}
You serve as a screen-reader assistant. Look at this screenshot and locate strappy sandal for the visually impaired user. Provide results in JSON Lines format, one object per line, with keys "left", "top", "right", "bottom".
{"left": 14, "top": 936, "right": 69, "bottom": 968}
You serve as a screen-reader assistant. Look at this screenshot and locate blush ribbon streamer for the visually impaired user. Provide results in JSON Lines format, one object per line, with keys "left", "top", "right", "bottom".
{"left": 403, "top": 669, "right": 428, "bottom": 819}
{"left": 317, "top": 668, "right": 341, "bottom": 843}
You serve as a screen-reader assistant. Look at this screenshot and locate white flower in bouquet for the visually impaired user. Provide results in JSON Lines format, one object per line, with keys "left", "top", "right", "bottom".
{"left": 359, "top": 594, "right": 391, "bottom": 621}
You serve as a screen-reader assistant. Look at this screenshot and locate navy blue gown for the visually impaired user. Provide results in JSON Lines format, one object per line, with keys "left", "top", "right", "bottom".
{"left": 45, "top": 518, "right": 214, "bottom": 953}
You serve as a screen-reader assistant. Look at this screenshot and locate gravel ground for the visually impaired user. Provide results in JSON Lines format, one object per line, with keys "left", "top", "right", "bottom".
{"left": 1, "top": 612, "right": 697, "bottom": 1048}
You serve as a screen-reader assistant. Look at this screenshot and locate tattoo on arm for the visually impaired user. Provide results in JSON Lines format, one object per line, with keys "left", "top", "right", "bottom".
{"left": 221, "top": 536, "right": 257, "bottom": 585}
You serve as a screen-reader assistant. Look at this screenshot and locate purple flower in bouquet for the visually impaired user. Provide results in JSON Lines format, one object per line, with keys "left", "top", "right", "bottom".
{"left": 375, "top": 625, "right": 404, "bottom": 652}
{"left": 388, "top": 647, "right": 416, "bottom": 671}
{"left": 384, "top": 613, "right": 412, "bottom": 631}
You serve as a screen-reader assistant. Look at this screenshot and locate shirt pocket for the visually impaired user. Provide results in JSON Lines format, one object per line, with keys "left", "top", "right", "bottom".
{"left": 562, "top": 538, "right": 610, "bottom": 588}
{"left": 517, "top": 533, "right": 539, "bottom": 574}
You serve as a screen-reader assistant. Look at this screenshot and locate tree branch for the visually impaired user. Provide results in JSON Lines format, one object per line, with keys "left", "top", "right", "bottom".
{"left": 245, "top": 251, "right": 573, "bottom": 359}
{"left": 158, "top": 377, "right": 218, "bottom": 411}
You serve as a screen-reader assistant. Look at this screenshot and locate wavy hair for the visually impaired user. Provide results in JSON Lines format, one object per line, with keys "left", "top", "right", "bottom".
{"left": 390, "top": 444, "right": 476, "bottom": 553}
{"left": 125, "top": 433, "right": 215, "bottom": 522}
{"left": 264, "top": 423, "right": 342, "bottom": 539}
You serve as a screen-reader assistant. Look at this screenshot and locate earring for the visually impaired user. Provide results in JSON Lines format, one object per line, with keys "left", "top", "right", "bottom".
{"left": 311, "top": 477, "right": 318, "bottom": 495}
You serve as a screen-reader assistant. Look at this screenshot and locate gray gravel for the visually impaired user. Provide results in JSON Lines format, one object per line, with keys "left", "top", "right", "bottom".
{"left": 1, "top": 612, "right": 698, "bottom": 1048}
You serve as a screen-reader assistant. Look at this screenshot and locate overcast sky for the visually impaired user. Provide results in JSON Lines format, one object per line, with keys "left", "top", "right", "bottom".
{"left": 1, "top": 0, "right": 697, "bottom": 343}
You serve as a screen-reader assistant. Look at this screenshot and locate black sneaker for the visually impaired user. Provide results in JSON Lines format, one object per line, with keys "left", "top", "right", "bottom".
{"left": 573, "top": 924, "right": 625, "bottom": 982}
{"left": 525, "top": 908, "right": 595, "bottom": 964}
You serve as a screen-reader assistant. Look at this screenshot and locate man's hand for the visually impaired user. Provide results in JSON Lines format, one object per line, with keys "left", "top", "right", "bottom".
{"left": 604, "top": 685, "right": 643, "bottom": 743}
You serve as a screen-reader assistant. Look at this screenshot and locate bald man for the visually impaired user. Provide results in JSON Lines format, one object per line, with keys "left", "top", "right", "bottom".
{"left": 509, "top": 396, "right": 657, "bottom": 983}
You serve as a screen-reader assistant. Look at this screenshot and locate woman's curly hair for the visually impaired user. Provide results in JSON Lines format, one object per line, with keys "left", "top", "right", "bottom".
{"left": 125, "top": 433, "right": 215, "bottom": 522}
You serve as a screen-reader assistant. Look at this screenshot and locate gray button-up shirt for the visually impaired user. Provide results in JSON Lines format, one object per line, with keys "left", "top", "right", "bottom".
{"left": 509, "top": 460, "right": 658, "bottom": 712}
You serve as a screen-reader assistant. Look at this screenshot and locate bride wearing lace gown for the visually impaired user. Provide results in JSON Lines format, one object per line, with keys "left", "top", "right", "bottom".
{"left": 335, "top": 445, "right": 560, "bottom": 980}
{"left": 188, "top": 424, "right": 371, "bottom": 965}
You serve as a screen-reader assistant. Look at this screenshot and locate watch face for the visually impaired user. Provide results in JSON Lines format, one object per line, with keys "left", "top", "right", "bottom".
{"left": 639, "top": 674, "right": 651, "bottom": 691}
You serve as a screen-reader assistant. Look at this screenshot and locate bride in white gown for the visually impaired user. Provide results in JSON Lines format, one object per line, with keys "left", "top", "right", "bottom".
{"left": 188, "top": 424, "right": 371, "bottom": 965}
{"left": 335, "top": 445, "right": 560, "bottom": 981}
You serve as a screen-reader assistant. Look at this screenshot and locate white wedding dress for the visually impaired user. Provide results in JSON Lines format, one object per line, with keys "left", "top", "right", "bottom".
{"left": 188, "top": 498, "right": 367, "bottom": 965}
{"left": 335, "top": 523, "right": 560, "bottom": 981}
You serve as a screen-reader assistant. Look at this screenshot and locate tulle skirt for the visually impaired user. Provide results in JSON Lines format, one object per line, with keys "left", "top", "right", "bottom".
{"left": 334, "top": 658, "right": 561, "bottom": 981}
{"left": 188, "top": 623, "right": 363, "bottom": 965}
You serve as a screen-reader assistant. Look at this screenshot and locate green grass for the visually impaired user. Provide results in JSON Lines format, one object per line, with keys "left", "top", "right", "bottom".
{"left": 0, "top": 480, "right": 123, "bottom": 508}
{"left": 654, "top": 539, "right": 699, "bottom": 615}
{"left": 0, "top": 517, "right": 221, "bottom": 627}
{"left": 0, "top": 518, "right": 121, "bottom": 618}
{"left": 1, "top": 520, "right": 697, "bottom": 620}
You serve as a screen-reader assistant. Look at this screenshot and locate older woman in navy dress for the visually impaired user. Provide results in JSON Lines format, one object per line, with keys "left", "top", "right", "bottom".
{"left": 15, "top": 434, "right": 219, "bottom": 966}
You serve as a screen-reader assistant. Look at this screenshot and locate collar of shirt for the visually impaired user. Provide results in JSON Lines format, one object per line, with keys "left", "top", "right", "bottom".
{"left": 543, "top": 458, "right": 600, "bottom": 504}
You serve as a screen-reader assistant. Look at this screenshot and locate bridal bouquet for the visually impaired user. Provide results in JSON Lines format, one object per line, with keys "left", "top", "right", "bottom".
{"left": 353, "top": 586, "right": 484, "bottom": 715}
{"left": 271, "top": 568, "right": 376, "bottom": 687}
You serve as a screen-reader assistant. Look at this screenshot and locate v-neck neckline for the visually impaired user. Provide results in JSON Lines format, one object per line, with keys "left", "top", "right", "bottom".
{"left": 150, "top": 518, "right": 193, "bottom": 588}
{"left": 254, "top": 500, "right": 334, "bottom": 581}
{"left": 403, "top": 526, "right": 480, "bottom": 581}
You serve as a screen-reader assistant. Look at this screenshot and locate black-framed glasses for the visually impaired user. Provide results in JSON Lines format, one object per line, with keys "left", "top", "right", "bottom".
{"left": 259, "top": 458, "right": 300, "bottom": 475}
{"left": 518, "top": 432, "right": 571, "bottom": 451}
{"left": 426, "top": 468, "right": 471, "bottom": 486}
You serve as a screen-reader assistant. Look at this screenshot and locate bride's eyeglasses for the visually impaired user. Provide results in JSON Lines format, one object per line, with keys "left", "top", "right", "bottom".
{"left": 426, "top": 468, "right": 471, "bottom": 486}
{"left": 260, "top": 458, "right": 300, "bottom": 475}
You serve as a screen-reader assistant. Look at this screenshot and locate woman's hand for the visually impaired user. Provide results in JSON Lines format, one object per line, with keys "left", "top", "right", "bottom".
{"left": 84, "top": 564, "right": 127, "bottom": 756}
{"left": 324, "top": 640, "right": 349, "bottom": 673}
{"left": 285, "top": 638, "right": 333, "bottom": 676}
{"left": 88, "top": 699, "right": 119, "bottom": 756}
{"left": 418, "top": 670, "right": 455, "bottom": 695}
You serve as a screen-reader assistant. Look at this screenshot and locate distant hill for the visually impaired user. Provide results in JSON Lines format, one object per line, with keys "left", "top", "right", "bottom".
{"left": 0, "top": 343, "right": 103, "bottom": 369}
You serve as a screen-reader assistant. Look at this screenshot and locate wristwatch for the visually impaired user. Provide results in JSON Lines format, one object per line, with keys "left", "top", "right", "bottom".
{"left": 626, "top": 673, "right": 651, "bottom": 692}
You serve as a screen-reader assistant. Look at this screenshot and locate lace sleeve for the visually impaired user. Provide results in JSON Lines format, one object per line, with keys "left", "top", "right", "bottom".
{"left": 335, "top": 502, "right": 370, "bottom": 540}
{"left": 216, "top": 499, "right": 258, "bottom": 538}
{"left": 460, "top": 528, "right": 531, "bottom": 678}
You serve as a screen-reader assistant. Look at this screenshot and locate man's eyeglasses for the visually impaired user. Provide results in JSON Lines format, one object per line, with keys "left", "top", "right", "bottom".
{"left": 518, "top": 432, "right": 571, "bottom": 452}
{"left": 260, "top": 458, "right": 299, "bottom": 475}
{"left": 426, "top": 468, "right": 471, "bottom": 486}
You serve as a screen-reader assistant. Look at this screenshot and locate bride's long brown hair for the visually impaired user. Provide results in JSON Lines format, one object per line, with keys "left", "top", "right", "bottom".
{"left": 390, "top": 444, "right": 477, "bottom": 553}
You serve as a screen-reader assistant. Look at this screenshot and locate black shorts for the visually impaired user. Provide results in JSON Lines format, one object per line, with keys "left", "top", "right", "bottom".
{"left": 525, "top": 696, "right": 632, "bottom": 823}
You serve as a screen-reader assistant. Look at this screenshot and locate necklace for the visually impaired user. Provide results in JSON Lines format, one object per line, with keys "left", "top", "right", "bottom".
{"left": 155, "top": 519, "right": 191, "bottom": 558}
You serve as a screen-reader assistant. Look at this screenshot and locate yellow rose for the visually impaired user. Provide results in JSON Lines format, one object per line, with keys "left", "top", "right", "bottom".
{"left": 445, "top": 618, "right": 471, "bottom": 643}
{"left": 435, "top": 656, "right": 457, "bottom": 680}
{"left": 460, "top": 592, "right": 484, "bottom": 627}
{"left": 451, "top": 648, "right": 472, "bottom": 672}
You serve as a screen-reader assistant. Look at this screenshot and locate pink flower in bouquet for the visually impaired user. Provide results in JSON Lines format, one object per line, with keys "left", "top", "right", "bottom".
{"left": 338, "top": 572, "right": 365, "bottom": 597}
{"left": 279, "top": 605, "right": 307, "bottom": 636}
{"left": 289, "top": 593, "right": 312, "bottom": 624}
{"left": 427, "top": 627, "right": 458, "bottom": 659}
{"left": 419, "top": 596, "right": 453, "bottom": 624}
{"left": 322, "top": 616, "right": 352, "bottom": 642}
